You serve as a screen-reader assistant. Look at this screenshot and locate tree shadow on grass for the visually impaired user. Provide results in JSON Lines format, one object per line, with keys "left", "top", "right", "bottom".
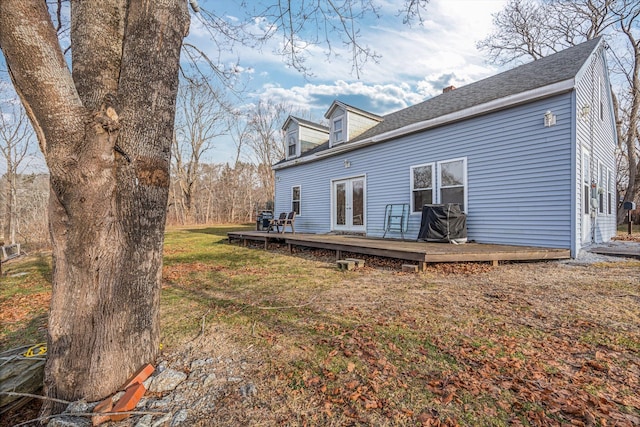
{"left": 183, "top": 225, "right": 254, "bottom": 236}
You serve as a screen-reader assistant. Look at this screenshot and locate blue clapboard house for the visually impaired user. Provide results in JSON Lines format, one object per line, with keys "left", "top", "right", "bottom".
{"left": 273, "top": 38, "right": 617, "bottom": 257}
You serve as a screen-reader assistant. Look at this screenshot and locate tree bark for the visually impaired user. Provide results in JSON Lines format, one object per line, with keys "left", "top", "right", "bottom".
{"left": 0, "top": 0, "right": 189, "bottom": 415}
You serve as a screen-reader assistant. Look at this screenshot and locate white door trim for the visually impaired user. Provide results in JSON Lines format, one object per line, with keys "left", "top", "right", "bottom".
{"left": 331, "top": 175, "right": 366, "bottom": 232}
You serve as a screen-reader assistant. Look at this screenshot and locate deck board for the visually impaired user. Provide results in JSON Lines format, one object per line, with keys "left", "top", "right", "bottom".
{"left": 227, "top": 231, "right": 571, "bottom": 264}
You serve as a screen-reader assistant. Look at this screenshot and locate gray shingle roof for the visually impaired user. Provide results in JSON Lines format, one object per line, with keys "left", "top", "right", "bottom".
{"left": 278, "top": 37, "right": 601, "bottom": 165}
{"left": 289, "top": 116, "right": 330, "bottom": 132}
{"left": 352, "top": 37, "right": 601, "bottom": 143}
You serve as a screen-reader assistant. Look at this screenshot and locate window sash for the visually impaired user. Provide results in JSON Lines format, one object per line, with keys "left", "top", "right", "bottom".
{"left": 438, "top": 159, "right": 466, "bottom": 211}
{"left": 599, "top": 163, "right": 605, "bottom": 214}
{"left": 583, "top": 152, "right": 590, "bottom": 215}
{"left": 332, "top": 116, "right": 344, "bottom": 143}
{"left": 607, "top": 169, "right": 613, "bottom": 215}
{"left": 410, "top": 163, "right": 434, "bottom": 212}
{"left": 287, "top": 133, "right": 297, "bottom": 157}
{"left": 292, "top": 186, "right": 301, "bottom": 215}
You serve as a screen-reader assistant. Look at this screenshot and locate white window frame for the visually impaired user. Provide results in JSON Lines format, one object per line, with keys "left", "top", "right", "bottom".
{"left": 607, "top": 168, "right": 613, "bottom": 215}
{"left": 436, "top": 157, "right": 468, "bottom": 212}
{"left": 287, "top": 130, "right": 298, "bottom": 159}
{"left": 331, "top": 114, "right": 345, "bottom": 146}
{"left": 410, "top": 162, "right": 435, "bottom": 213}
{"left": 598, "top": 161, "right": 605, "bottom": 214}
{"left": 291, "top": 185, "right": 301, "bottom": 216}
{"left": 583, "top": 151, "right": 590, "bottom": 215}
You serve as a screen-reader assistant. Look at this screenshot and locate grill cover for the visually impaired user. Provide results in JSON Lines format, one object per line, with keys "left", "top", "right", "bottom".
{"left": 418, "top": 204, "right": 467, "bottom": 243}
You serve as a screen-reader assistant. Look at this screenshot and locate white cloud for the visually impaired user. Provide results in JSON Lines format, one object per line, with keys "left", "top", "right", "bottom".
{"left": 245, "top": 0, "right": 509, "bottom": 117}
{"left": 185, "top": 0, "right": 509, "bottom": 162}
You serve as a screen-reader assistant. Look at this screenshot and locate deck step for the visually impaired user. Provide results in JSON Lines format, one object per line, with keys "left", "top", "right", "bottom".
{"left": 337, "top": 260, "right": 356, "bottom": 271}
{"left": 344, "top": 258, "right": 365, "bottom": 268}
{"left": 401, "top": 264, "right": 419, "bottom": 273}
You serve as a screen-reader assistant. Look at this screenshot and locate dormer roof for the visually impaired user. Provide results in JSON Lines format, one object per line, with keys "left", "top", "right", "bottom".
{"left": 282, "top": 116, "right": 329, "bottom": 132}
{"left": 324, "top": 100, "right": 384, "bottom": 122}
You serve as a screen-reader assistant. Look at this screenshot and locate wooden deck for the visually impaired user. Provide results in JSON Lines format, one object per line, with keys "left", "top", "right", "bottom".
{"left": 227, "top": 231, "right": 570, "bottom": 269}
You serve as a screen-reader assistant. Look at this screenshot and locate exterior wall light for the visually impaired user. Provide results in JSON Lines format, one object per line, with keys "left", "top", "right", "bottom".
{"left": 580, "top": 104, "right": 591, "bottom": 119}
{"left": 344, "top": 159, "right": 351, "bottom": 168}
{"left": 544, "top": 110, "right": 557, "bottom": 127}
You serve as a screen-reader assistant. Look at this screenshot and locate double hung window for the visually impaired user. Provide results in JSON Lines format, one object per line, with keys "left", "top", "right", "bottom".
{"left": 292, "top": 186, "right": 301, "bottom": 215}
{"left": 287, "top": 132, "right": 297, "bottom": 158}
{"left": 410, "top": 164, "right": 434, "bottom": 213}
{"left": 438, "top": 159, "right": 466, "bottom": 211}
{"left": 332, "top": 116, "right": 344, "bottom": 144}
{"left": 410, "top": 158, "right": 467, "bottom": 213}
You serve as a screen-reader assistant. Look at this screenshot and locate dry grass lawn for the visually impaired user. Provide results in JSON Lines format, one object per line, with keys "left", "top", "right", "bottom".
{"left": 1, "top": 225, "right": 639, "bottom": 426}
{"left": 159, "top": 226, "right": 640, "bottom": 426}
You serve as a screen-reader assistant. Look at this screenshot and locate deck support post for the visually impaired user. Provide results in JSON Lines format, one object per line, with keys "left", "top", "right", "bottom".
{"left": 492, "top": 259, "right": 499, "bottom": 267}
{"left": 420, "top": 262, "right": 427, "bottom": 272}
{"left": 336, "top": 250, "right": 342, "bottom": 260}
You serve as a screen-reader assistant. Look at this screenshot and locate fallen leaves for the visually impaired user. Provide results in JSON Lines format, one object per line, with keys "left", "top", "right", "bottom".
{"left": 0, "top": 291, "right": 49, "bottom": 325}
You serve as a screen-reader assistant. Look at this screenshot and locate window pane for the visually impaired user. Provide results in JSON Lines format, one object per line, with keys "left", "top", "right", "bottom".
{"left": 336, "top": 183, "right": 346, "bottom": 225}
{"left": 413, "top": 190, "right": 432, "bottom": 212}
{"left": 583, "top": 155, "right": 589, "bottom": 183}
{"left": 334, "top": 118, "right": 342, "bottom": 131}
{"left": 292, "top": 201, "right": 300, "bottom": 215}
{"left": 292, "top": 186, "right": 300, "bottom": 201}
{"left": 413, "top": 165, "right": 432, "bottom": 189}
{"left": 288, "top": 136, "right": 296, "bottom": 156}
{"left": 441, "top": 187, "right": 464, "bottom": 210}
{"left": 599, "top": 193, "right": 604, "bottom": 213}
{"left": 584, "top": 185, "right": 589, "bottom": 214}
{"left": 608, "top": 170, "right": 613, "bottom": 215}
{"left": 352, "top": 180, "right": 363, "bottom": 226}
{"left": 441, "top": 160, "right": 464, "bottom": 186}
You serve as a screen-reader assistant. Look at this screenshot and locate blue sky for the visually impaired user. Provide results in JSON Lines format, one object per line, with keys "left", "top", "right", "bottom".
{"left": 1, "top": 0, "right": 509, "bottom": 172}
{"left": 188, "top": 0, "right": 509, "bottom": 163}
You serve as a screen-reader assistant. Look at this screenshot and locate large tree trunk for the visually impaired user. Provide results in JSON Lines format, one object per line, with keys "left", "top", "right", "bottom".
{"left": 0, "top": 0, "right": 189, "bottom": 415}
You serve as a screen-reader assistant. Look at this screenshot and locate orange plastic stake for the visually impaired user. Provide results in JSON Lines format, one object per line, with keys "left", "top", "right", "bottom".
{"left": 121, "top": 363, "right": 155, "bottom": 389}
{"left": 110, "top": 382, "right": 146, "bottom": 421}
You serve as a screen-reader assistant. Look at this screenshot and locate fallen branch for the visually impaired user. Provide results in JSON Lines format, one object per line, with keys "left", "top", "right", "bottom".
{"left": 14, "top": 410, "right": 170, "bottom": 427}
{"left": 0, "top": 391, "right": 69, "bottom": 405}
{"left": 201, "top": 308, "right": 211, "bottom": 336}
{"left": 227, "top": 296, "right": 318, "bottom": 317}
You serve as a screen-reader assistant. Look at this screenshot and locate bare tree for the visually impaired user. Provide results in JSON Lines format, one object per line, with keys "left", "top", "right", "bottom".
{"left": 477, "top": 0, "right": 640, "bottom": 223}
{"left": 244, "top": 100, "right": 308, "bottom": 206}
{"left": 1, "top": 0, "right": 190, "bottom": 415}
{"left": 0, "top": 0, "right": 431, "bottom": 413}
{"left": 0, "top": 103, "right": 34, "bottom": 244}
{"left": 172, "top": 77, "right": 233, "bottom": 224}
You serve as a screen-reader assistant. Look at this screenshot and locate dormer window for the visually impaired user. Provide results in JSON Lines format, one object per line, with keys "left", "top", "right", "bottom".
{"left": 332, "top": 115, "right": 345, "bottom": 144}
